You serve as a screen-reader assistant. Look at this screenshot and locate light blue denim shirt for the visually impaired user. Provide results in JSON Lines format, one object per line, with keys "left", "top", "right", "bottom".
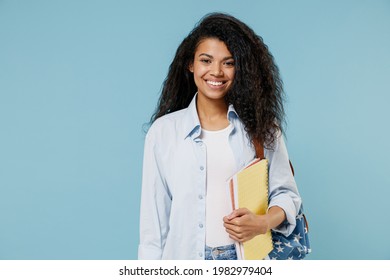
{"left": 138, "top": 95, "right": 301, "bottom": 260}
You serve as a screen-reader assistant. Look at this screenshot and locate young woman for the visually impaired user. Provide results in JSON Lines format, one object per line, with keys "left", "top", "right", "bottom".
{"left": 138, "top": 13, "right": 301, "bottom": 260}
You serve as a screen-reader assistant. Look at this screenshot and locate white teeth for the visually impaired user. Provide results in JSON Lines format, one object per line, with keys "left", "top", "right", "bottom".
{"left": 207, "top": 80, "right": 223, "bottom": 86}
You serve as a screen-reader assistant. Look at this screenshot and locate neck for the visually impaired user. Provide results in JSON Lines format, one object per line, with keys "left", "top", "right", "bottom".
{"left": 196, "top": 95, "right": 229, "bottom": 131}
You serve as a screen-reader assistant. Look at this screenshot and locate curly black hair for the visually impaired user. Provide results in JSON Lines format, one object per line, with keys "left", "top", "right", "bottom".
{"left": 150, "top": 12, "right": 285, "bottom": 148}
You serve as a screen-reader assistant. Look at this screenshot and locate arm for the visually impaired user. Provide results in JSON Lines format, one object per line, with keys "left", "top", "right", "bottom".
{"left": 224, "top": 134, "right": 301, "bottom": 242}
{"left": 138, "top": 130, "right": 172, "bottom": 259}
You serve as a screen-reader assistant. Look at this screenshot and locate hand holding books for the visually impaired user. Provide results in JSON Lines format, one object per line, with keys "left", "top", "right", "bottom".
{"left": 223, "top": 207, "right": 270, "bottom": 242}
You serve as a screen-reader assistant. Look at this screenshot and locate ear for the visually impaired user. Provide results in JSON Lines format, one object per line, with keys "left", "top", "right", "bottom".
{"left": 188, "top": 63, "right": 194, "bottom": 73}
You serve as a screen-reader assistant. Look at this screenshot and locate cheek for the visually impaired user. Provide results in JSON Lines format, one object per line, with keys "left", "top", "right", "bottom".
{"left": 194, "top": 65, "right": 207, "bottom": 77}
{"left": 192, "top": 71, "right": 204, "bottom": 87}
{"left": 228, "top": 70, "right": 235, "bottom": 81}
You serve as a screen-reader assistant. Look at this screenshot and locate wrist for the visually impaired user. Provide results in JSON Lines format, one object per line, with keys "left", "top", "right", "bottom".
{"left": 255, "top": 214, "right": 270, "bottom": 235}
{"left": 264, "top": 213, "right": 272, "bottom": 231}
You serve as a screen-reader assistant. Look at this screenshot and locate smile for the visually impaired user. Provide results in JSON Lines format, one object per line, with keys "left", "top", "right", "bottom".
{"left": 206, "top": 80, "right": 225, "bottom": 86}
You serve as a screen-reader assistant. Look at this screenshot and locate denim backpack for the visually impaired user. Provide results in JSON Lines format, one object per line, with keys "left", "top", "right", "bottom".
{"left": 268, "top": 205, "right": 311, "bottom": 259}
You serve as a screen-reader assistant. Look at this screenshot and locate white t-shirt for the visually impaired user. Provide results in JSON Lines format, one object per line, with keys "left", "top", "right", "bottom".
{"left": 200, "top": 123, "right": 236, "bottom": 247}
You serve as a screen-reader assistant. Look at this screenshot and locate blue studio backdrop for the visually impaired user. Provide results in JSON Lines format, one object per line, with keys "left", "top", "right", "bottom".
{"left": 1, "top": 0, "right": 389, "bottom": 259}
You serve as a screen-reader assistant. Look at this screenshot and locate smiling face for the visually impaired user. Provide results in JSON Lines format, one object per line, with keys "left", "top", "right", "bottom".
{"left": 189, "top": 38, "right": 235, "bottom": 102}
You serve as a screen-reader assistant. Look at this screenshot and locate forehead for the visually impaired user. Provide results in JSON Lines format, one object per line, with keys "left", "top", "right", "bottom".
{"left": 195, "top": 38, "right": 232, "bottom": 56}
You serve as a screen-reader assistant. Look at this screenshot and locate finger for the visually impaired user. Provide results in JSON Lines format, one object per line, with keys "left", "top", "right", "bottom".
{"left": 226, "top": 228, "right": 252, "bottom": 243}
{"left": 227, "top": 208, "right": 249, "bottom": 220}
{"left": 223, "top": 216, "right": 239, "bottom": 226}
{"left": 226, "top": 229, "right": 251, "bottom": 242}
{"left": 223, "top": 222, "right": 242, "bottom": 234}
{"left": 225, "top": 228, "right": 244, "bottom": 242}
{"left": 228, "top": 233, "right": 240, "bottom": 242}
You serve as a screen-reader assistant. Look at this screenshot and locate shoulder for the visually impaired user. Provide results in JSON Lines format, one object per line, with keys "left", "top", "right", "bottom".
{"left": 146, "top": 108, "right": 187, "bottom": 140}
{"left": 264, "top": 129, "right": 285, "bottom": 155}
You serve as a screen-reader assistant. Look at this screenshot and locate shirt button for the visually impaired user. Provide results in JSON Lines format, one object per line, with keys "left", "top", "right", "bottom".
{"left": 198, "top": 195, "right": 203, "bottom": 199}
{"left": 199, "top": 252, "right": 203, "bottom": 257}
{"left": 198, "top": 142, "right": 203, "bottom": 146}
{"left": 199, "top": 223, "right": 203, "bottom": 228}
{"left": 200, "top": 166, "right": 204, "bottom": 171}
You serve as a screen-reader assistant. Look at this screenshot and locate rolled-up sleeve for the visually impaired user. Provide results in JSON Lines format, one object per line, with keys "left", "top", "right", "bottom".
{"left": 266, "top": 134, "right": 301, "bottom": 236}
{"left": 138, "top": 129, "right": 172, "bottom": 259}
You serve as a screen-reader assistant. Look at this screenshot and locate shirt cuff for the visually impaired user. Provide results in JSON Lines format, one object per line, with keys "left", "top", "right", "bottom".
{"left": 268, "top": 197, "right": 300, "bottom": 236}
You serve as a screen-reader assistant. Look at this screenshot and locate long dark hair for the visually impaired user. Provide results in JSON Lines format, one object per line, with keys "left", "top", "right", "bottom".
{"left": 150, "top": 12, "right": 285, "bottom": 148}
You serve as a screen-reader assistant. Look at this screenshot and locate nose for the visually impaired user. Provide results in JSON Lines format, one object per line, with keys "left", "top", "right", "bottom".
{"left": 210, "top": 63, "right": 223, "bottom": 76}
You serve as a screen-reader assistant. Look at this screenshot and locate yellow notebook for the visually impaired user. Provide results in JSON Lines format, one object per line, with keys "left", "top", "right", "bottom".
{"left": 228, "top": 158, "right": 273, "bottom": 260}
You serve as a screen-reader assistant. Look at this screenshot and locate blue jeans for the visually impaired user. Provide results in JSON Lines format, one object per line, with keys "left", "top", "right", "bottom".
{"left": 205, "top": 244, "right": 237, "bottom": 260}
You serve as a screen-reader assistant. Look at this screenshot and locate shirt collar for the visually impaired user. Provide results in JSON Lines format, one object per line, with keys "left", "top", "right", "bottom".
{"left": 183, "top": 94, "right": 201, "bottom": 139}
{"left": 182, "top": 93, "right": 240, "bottom": 140}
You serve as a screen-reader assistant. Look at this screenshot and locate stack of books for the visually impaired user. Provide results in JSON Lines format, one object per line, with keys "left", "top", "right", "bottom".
{"left": 228, "top": 158, "right": 273, "bottom": 260}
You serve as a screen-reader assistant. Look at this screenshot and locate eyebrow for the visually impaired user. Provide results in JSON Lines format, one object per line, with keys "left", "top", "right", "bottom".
{"left": 198, "top": 53, "right": 234, "bottom": 60}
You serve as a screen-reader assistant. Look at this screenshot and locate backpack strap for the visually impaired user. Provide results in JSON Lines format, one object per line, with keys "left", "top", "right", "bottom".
{"left": 253, "top": 138, "right": 294, "bottom": 176}
{"left": 253, "top": 138, "right": 265, "bottom": 160}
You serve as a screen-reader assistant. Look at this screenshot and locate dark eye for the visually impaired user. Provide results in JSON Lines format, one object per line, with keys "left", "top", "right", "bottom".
{"left": 200, "top": 59, "right": 211, "bottom": 64}
{"left": 224, "top": 61, "right": 235, "bottom": 67}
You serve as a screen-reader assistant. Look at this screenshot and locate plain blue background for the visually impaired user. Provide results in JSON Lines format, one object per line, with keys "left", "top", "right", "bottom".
{"left": 1, "top": 0, "right": 389, "bottom": 260}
